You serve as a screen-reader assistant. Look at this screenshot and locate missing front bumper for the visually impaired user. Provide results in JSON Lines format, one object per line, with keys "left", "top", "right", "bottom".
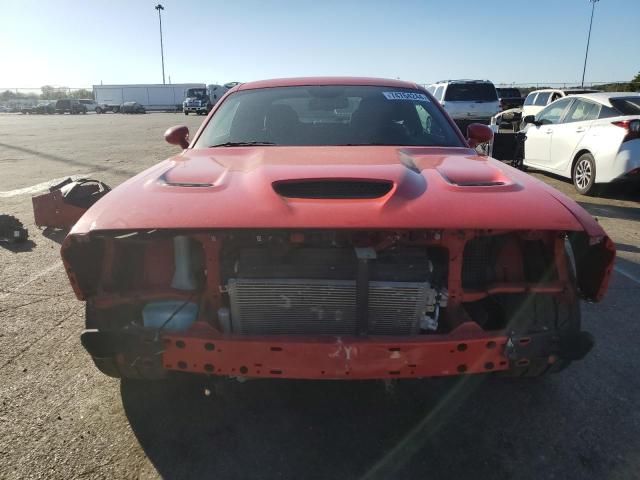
{"left": 161, "top": 324, "right": 511, "bottom": 379}
{"left": 81, "top": 324, "right": 594, "bottom": 380}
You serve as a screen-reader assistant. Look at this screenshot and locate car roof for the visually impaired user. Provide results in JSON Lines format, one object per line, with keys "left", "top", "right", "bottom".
{"left": 527, "top": 88, "right": 600, "bottom": 95}
{"left": 237, "top": 77, "right": 419, "bottom": 91}
{"left": 570, "top": 91, "right": 640, "bottom": 106}
{"left": 430, "top": 79, "right": 493, "bottom": 85}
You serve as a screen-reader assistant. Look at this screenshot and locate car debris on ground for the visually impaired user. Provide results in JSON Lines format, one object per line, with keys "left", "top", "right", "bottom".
{"left": 32, "top": 178, "right": 111, "bottom": 229}
{"left": 0, "top": 214, "right": 28, "bottom": 243}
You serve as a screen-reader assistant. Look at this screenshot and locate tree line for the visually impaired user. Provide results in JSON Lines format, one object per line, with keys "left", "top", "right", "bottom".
{"left": 0, "top": 86, "right": 93, "bottom": 101}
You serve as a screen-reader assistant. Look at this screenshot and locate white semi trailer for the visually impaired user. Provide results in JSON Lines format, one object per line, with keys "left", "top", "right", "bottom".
{"left": 93, "top": 84, "right": 205, "bottom": 113}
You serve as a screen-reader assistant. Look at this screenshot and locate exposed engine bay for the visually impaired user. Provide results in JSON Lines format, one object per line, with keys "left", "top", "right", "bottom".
{"left": 62, "top": 226, "right": 614, "bottom": 379}
{"left": 63, "top": 227, "right": 600, "bottom": 337}
{"left": 219, "top": 234, "right": 448, "bottom": 336}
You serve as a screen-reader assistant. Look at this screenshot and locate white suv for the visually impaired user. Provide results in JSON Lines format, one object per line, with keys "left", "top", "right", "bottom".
{"left": 78, "top": 99, "right": 98, "bottom": 113}
{"left": 426, "top": 80, "right": 499, "bottom": 131}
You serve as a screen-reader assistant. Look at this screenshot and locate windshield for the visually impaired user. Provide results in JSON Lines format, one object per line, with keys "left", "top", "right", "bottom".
{"left": 194, "top": 85, "right": 463, "bottom": 148}
{"left": 444, "top": 83, "right": 498, "bottom": 102}
{"left": 610, "top": 97, "right": 640, "bottom": 115}
{"left": 187, "top": 89, "right": 207, "bottom": 98}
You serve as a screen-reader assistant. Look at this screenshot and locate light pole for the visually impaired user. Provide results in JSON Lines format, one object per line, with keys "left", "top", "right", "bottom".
{"left": 581, "top": 0, "right": 599, "bottom": 87}
{"left": 155, "top": 4, "right": 166, "bottom": 84}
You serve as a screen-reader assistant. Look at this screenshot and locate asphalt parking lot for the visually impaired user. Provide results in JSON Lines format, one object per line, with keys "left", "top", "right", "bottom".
{"left": 1, "top": 113, "right": 639, "bottom": 480}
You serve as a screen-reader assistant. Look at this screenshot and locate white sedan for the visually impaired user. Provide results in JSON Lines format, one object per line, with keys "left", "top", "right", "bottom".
{"left": 522, "top": 92, "right": 640, "bottom": 195}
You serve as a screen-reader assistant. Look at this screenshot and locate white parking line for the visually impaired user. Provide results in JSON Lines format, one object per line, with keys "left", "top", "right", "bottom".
{"left": 0, "top": 174, "right": 90, "bottom": 198}
{"left": 0, "top": 261, "right": 63, "bottom": 301}
{"left": 614, "top": 265, "right": 640, "bottom": 286}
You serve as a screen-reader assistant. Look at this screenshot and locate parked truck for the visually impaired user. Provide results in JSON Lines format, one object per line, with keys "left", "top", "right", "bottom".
{"left": 93, "top": 84, "right": 205, "bottom": 113}
{"left": 182, "top": 82, "right": 241, "bottom": 115}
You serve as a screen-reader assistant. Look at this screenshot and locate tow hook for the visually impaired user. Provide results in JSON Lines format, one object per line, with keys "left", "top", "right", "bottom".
{"left": 504, "top": 331, "right": 594, "bottom": 363}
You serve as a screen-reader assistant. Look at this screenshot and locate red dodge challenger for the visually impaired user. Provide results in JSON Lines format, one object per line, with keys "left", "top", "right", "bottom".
{"left": 61, "top": 77, "right": 615, "bottom": 380}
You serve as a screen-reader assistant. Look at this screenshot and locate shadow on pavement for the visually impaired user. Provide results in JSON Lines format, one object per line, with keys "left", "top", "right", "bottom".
{"left": 578, "top": 202, "right": 640, "bottom": 222}
{"left": 42, "top": 227, "right": 69, "bottom": 244}
{"left": 120, "top": 376, "right": 486, "bottom": 479}
{"left": 120, "top": 368, "right": 636, "bottom": 480}
{"left": 615, "top": 242, "right": 640, "bottom": 254}
{"left": 526, "top": 169, "right": 640, "bottom": 203}
{"left": 0, "top": 239, "right": 36, "bottom": 252}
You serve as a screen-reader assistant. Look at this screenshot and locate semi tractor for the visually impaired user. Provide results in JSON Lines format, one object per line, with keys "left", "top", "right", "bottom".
{"left": 182, "top": 82, "right": 241, "bottom": 115}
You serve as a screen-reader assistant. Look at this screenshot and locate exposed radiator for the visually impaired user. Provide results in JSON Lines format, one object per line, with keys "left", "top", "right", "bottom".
{"left": 227, "top": 278, "right": 436, "bottom": 335}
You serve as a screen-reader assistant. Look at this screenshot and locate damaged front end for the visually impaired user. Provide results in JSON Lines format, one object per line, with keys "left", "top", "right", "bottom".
{"left": 62, "top": 226, "right": 614, "bottom": 380}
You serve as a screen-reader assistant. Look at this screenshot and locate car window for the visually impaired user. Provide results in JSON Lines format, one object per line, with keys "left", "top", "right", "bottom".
{"left": 536, "top": 98, "right": 572, "bottom": 125}
{"left": 414, "top": 103, "right": 447, "bottom": 137}
{"left": 497, "top": 88, "right": 520, "bottom": 98}
{"left": 609, "top": 97, "right": 640, "bottom": 115}
{"left": 433, "top": 86, "right": 444, "bottom": 101}
{"left": 444, "top": 83, "right": 497, "bottom": 102}
{"left": 194, "top": 85, "right": 464, "bottom": 148}
{"left": 564, "top": 100, "right": 600, "bottom": 123}
{"left": 524, "top": 93, "right": 537, "bottom": 106}
{"left": 598, "top": 105, "right": 620, "bottom": 118}
{"left": 550, "top": 92, "right": 563, "bottom": 103}
{"left": 533, "top": 92, "right": 551, "bottom": 106}
{"left": 426, "top": 86, "right": 436, "bottom": 94}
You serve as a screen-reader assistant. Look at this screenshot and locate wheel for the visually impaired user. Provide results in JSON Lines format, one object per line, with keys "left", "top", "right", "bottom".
{"left": 500, "top": 293, "right": 582, "bottom": 378}
{"left": 573, "top": 152, "right": 597, "bottom": 195}
{"left": 112, "top": 106, "right": 120, "bottom": 113}
{"left": 184, "top": 111, "right": 188, "bottom": 115}
{"left": 502, "top": 244, "right": 583, "bottom": 378}
{"left": 95, "top": 107, "right": 103, "bottom": 114}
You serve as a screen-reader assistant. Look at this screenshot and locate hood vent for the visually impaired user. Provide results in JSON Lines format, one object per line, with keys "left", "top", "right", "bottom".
{"left": 273, "top": 180, "right": 393, "bottom": 199}
{"left": 454, "top": 181, "right": 506, "bottom": 187}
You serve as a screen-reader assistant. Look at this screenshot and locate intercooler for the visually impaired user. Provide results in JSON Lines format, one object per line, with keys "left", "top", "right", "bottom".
{"left": 227, "top": 278, "right": 437, "bottom": 335}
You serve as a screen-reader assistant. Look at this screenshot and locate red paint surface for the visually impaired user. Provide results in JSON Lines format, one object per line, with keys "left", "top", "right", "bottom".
{"left": 163, "top": 323, "right": 510, "bottom": 379}
{"left": 69, "top": 147, "right": 594, "bottom": 233}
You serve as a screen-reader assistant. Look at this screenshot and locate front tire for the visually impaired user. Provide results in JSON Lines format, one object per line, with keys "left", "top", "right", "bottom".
{"left": 573, "top": 152, "right": 597, "bottom": 195}
{"left": 501, "top": 293, "right": 582, "bottom": 378}
{"left": 184, "top": 111, "right": 188, "bottom": 115}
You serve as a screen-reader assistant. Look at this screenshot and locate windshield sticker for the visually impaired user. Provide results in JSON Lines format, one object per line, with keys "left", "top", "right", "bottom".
{"left": 383, "top": 91, "right": 430, "bottom": 102}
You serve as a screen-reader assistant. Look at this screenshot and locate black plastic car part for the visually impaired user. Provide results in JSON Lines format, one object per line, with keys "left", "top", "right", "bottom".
{"left": 0, "top": 215, "right": 28, "bottom": 243}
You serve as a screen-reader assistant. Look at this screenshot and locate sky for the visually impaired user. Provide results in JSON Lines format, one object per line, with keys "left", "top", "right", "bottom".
{"left": 1, "top": 0, "right": 638, "bottom": 89}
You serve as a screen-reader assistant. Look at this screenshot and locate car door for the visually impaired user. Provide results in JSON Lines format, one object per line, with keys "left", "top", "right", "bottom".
{"left": 547, "top": 99, "right": 600, "bottom": 174}
{"left": 524, "top": 97, "right": 573, "bottom": 168}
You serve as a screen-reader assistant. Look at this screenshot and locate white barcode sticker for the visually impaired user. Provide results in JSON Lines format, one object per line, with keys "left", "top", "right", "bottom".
{"left": 382, "top": 91, "right": 429, "bottom": 102}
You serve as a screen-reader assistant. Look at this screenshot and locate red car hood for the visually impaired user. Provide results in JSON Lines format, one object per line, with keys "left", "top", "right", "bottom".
{"left": 70, "top": 146, "right": 597, "bottom": 234}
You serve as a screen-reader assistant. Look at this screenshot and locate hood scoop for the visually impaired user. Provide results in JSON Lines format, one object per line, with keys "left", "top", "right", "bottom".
{"left": 273, "top": 179, "right": 393, "bottom": 199}
{"left": 436, "top": 161, "right": 515, "bottom": 189}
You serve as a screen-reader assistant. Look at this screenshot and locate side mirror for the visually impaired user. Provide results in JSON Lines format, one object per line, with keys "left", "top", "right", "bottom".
{"left": 466, "top": 123, "right": 493, "bottom": 148}
{"left": 523, "top": 115, "right": 537, "bottom": 125}
{"left": 164, "top": 125, "right": 190, "bottom": 149}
